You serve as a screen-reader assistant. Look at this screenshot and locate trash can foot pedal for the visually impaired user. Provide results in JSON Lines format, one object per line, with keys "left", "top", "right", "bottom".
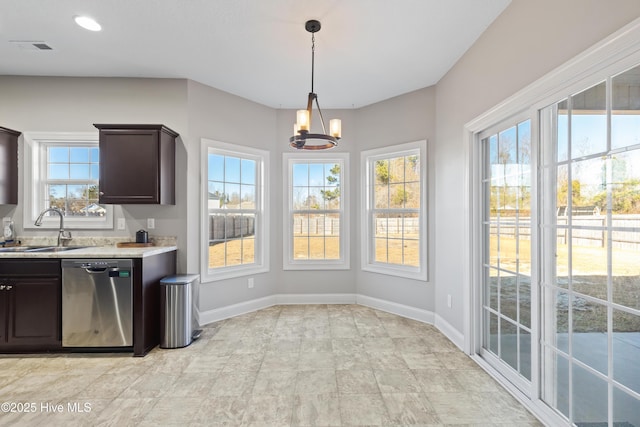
{"left": 192, "top": 329, "right": 203, "bottom": 341}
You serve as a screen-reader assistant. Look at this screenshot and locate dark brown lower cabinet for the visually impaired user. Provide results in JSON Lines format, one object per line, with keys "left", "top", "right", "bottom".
{"left": 133, "top": 250, "right": 177, "bottom": 356}
{"left": 0, "top": 251, "right": 176, "bottom": 356}
{"left": 0, "top": 260, "right": 61, "bottom": 351}
{"left": 7, "top": 278, "right": 61, "bottom": 347}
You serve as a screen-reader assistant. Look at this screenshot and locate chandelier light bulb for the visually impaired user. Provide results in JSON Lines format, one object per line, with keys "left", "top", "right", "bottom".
{"left": 296, "top": 110, "right": 310, "bottom": 131}
{"left": 329, "top": 119, "right": 342, "bottom": 138}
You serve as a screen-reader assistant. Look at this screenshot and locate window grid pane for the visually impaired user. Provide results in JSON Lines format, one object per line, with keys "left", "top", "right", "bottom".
{"left": 540, "top": 64, "right": 640, "bottom": 425}
{"left": 291, "top": 161, "right": 342, "bottom": 261}
{"left": 44, "top": 144, "right": 103, "bottom": 217}
{"left": 481, "top": 120, "right": 532, "bottom": 385}
{"left": 371, "top": 153, "right": 421, "bottom": 268}
{"left": 208, "top": 152, "right": 259, "bottom": 270}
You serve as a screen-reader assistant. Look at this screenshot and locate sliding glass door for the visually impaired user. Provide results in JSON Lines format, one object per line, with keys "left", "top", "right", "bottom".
{"left": 540, "top": 65, "right": 640, "bottom": 426}
{"left": 480, "top": 118, "right": 533, "bottom": 390}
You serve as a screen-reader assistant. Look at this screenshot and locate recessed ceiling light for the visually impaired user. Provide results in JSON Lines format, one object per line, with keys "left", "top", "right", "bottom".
{"left": 74, "top": 15, "right": 101, "bottom": 32}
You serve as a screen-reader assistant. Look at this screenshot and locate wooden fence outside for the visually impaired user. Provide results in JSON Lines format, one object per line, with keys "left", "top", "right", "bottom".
{"left": 489, "top": 214, "right": 640, "bottom": 250}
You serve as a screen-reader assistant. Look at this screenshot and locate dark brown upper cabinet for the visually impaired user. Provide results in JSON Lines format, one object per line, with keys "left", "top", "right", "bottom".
{"left": 94, "top": 124, "right": 178, "bottom": 205}
{"left": 0, "top": 127, "right": 20, "bottom": 205}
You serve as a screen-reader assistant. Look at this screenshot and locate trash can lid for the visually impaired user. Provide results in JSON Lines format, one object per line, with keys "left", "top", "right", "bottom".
{"left": 160, "top": 274, "right": 200, "bottom": 285}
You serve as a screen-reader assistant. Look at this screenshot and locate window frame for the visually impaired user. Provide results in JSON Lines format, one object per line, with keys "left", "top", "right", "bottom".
{"left": 283, "top": 152, "right": 350, "bottom": 270}
{"left": 22, "top": 132, "right": 113, "bottom": 230}
{"left": 200, "top": 139, "right": 269, "bottom": 282}
{"left": 361, "top": 140, "right": 427, "bottom": 281}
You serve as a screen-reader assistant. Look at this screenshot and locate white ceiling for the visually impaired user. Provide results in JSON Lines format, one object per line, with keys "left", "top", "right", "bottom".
{"left": 0, "top": 0, "right": 511, "bottom": 109}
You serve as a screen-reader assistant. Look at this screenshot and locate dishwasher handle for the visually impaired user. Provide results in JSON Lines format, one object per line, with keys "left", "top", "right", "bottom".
{"left": 84, "top": 267, "right": 108, "bottom": 274}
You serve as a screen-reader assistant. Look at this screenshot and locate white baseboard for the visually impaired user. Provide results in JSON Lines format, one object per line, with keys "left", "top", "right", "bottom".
{"left": 356, "top": 294, "right": 435, "bottom": 324}
{"left": 197, "top": 293, "right": 464, "bottom": 352}
{"left": 197, "top": 295, "right": 277, "bottom": 325}
{"left": 434, "top": 313, "right": 464, "bottom": 351}
{"left": 197, "top": 293, "right": 357, "bottom": 325}
{"left": 276, "top": 293, "right": 357, "bottom": 305}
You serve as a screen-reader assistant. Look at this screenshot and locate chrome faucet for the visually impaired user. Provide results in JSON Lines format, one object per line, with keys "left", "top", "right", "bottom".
{"left": 35, "top": 207, "right": 72, "bottom": 247}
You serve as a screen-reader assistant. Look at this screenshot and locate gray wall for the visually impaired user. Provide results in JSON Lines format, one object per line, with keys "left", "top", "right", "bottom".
{"left": 0, "top": 76, "right": 190, "bottom": 270}
{"left": 186, "top": 80, "right": 278, "bottom": 310}
{"left": 2, "top": 0, "right": 639, "bottom": 335}
{"left": 275, "top": 108, "right": 359, "bottom": 297}
{"left": 434, "top": 0, "right": 640, "bottom": 333}
{"left": 355, "top": 87, "right": 436, "bottom": 312}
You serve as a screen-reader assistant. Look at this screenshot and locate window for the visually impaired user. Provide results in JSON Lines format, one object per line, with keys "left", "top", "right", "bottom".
{"left": 23, "top": 132, "right": 113, "bottom": 229}
{"left": 362, "top": 141, "right": 427, "bottom": 280}
{"left": 283, "top": 153, "right": 349, "bottom": 270}
{"left": 201, "top": 139, "right": 269, "bottom": 281}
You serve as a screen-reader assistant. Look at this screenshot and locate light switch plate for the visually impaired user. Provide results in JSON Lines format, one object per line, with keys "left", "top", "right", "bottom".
{"left": 117, "top": 218, "right": 126, "bottom": 230}
{"left": 147, "top": 218, "right": 155, "bottom": 229}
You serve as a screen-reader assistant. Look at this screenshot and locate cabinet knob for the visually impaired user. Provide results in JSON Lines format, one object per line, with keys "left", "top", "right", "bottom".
{"left": 99, "top": 192, "right": 105, "bottom": 196}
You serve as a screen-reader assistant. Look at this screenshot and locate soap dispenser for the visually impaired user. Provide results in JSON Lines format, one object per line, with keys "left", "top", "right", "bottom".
{"left": 3, "top": 218, "right": 15, "bottom": 243}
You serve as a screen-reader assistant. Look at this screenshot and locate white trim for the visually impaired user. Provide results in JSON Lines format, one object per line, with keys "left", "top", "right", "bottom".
{"left": 197, "top": 295, "right": 277, "bottom": 325}
{"left": 356, "top": 294, "right": 435, "bottom": 325}
{"left": 277, "top": 293, "right": 357, "bottom": 305}
{"left": 472, "top": 354, "right": 567, "bottom": 427}
{"left": 360, "top": 140, "right": 428, "bottom": 281}
{"left": 200, "top": 138, "right": 270, "bottom": 282}
{"left": 197, "top": 293, "right": 434, "bottom": 327}
{"left": 434, "top": 313, "right": 465, "bottom": 351}
{"left": 282, "top": 152, "right": 350, "bottom": 270}
{"left": 22, "top": 131, "right": 113, "bottom": 230}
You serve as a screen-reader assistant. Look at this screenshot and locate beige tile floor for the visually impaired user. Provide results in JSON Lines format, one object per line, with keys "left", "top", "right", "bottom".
{"left": 0, "top": 304, "right": 542, "bottom": 426}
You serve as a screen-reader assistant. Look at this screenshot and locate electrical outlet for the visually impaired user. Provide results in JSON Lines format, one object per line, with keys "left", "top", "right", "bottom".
{"left": 248, "top": 278, "right": 254, "bottom": 289}
{"left": 447, "top": 294, "right": 452, "bottom": 308}
{"left": 117, "top": 218, "right": 126, "bottom": 230}
{"left": 147, "top": 218, "right": 155, "bottom": 229}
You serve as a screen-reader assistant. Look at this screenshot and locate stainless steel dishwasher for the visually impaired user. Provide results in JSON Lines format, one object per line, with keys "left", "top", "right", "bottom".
{"left": 61, "top": 259, "right": 133, "bottom": 348}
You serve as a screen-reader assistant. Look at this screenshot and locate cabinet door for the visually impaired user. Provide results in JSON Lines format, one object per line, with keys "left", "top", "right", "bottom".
{"left": 6, "top": 277, "right": 61, "bottom": 347}
{"left": 99, "top": 129, "right": 160, "bottom": 204}
{"left": 0, "top": 127, "right": 20, "bottom": 205}
{"left": 0, "top": 282, "right": 7, "bottom": 344}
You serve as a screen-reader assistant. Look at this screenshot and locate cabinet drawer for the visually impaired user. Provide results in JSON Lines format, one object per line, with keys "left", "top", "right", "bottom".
{"left": 0, "top": 259, "right": 60, "bottom": 276}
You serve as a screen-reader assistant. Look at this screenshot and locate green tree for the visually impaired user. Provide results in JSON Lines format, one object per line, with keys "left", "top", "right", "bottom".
{"left": 320, "top": 164, "right": 341, "bottom": 208}
{"left": 375, "top": 160, "right": 391, "bottom": 184}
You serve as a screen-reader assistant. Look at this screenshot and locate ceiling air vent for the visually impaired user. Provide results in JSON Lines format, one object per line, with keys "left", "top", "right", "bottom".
{"left": 9, "top": 41, "right": 53, "bottom": 50}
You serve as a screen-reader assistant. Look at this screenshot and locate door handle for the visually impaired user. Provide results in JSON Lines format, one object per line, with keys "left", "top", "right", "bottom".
{"left": 85, "top": 268, "right": 108, "bottom": 274}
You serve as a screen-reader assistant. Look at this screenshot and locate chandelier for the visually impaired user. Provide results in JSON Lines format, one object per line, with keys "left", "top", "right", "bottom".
{"left": 290, "top": 20, "right": 342, "bottom": 150}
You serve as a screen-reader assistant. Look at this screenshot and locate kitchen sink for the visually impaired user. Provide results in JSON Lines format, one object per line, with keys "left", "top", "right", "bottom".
{"left": 0, "top": 246, "right": 89, "bottom": 253}
{"left": 27, "top": 246, "right": 90, "bottom": 253}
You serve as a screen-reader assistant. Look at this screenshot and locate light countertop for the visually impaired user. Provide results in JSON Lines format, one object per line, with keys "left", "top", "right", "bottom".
{"left": 0, "top": 245, "right": 177, "bottom": 259}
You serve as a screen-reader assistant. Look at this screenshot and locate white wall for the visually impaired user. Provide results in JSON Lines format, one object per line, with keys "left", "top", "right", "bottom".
{"left": 434, "top": 0, "right": 640, "bottom": 334}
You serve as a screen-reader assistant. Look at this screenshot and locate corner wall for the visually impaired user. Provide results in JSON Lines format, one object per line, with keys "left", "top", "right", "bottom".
{"left": 355, "top": 87, "right": 437, "bottom": 313}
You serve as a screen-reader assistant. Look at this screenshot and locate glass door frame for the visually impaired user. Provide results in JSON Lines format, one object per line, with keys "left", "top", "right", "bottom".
{"left": 475, "top": 112, "right": 539, "bottom": 398}
{"left": 462, "top": 18, "right": 640, "bottom": 427}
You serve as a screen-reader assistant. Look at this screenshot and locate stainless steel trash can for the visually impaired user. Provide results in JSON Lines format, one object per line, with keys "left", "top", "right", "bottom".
{"left": 160, "top": 274, "right": 199, "bottom": 349}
